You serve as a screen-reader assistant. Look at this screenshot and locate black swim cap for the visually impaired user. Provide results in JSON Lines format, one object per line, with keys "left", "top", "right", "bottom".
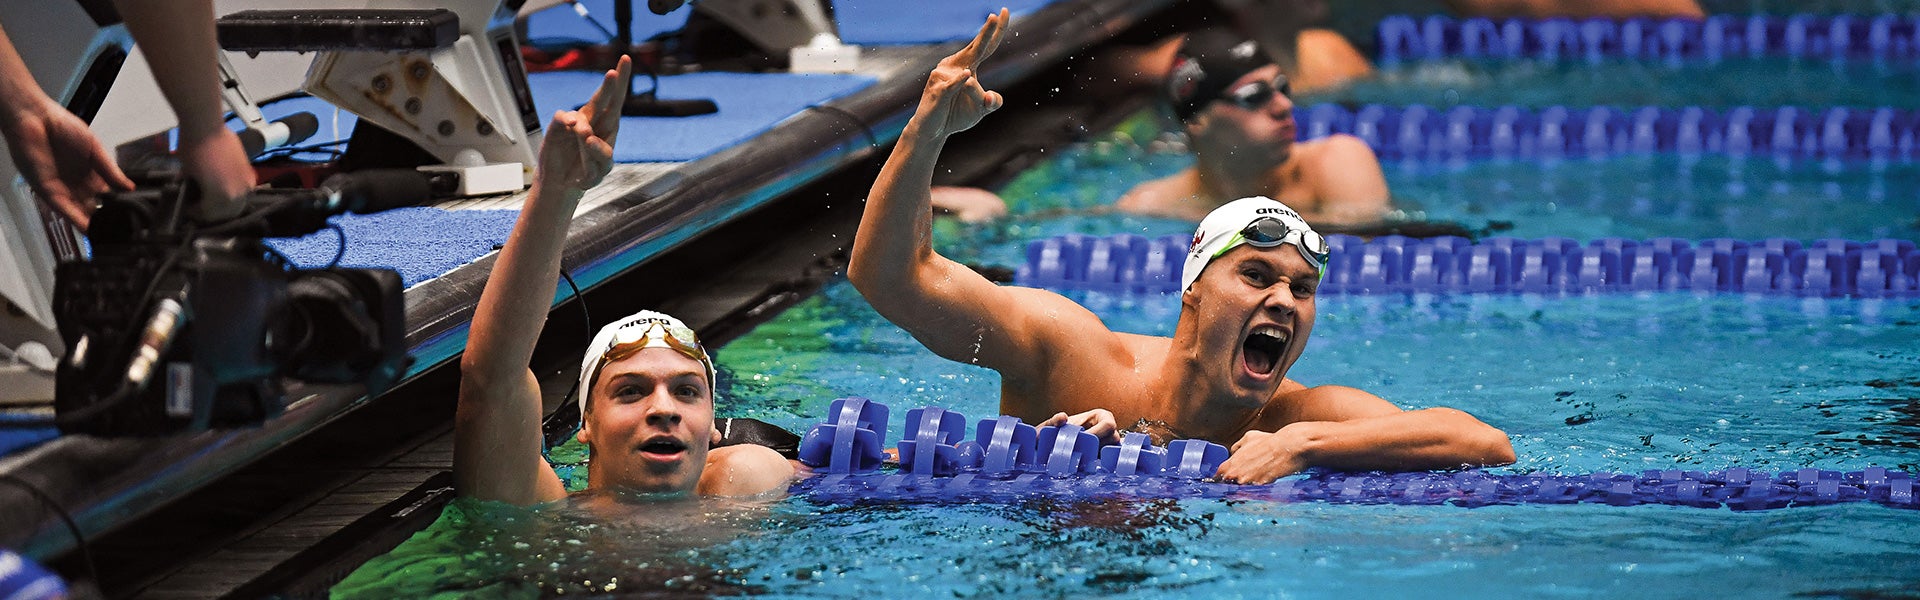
{"left": 1165, "top": 28, "right": 1273, "bottom": 122}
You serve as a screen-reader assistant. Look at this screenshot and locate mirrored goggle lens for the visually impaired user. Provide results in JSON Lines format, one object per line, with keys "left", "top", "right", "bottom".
{"left": 1296, "top": 230, "right": 1330, "bottom": 265}
{"left": 1224, "top": 75, "right": 1290, "bottom": 110}
{"left": 1242, "top": 218, "right": 1294, "bottom": 245}
{"left": 1241, "top": 219, "right": 1329, "bottom": 268}
{"left": 607, "top": 321, "right": 705, "bottom": 358}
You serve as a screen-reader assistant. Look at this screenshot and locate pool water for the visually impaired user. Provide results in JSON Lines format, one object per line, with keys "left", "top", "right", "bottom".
{"left": 336, "top": 280, "right": 1920, "bottom": 597}
{"left": 961, "top": 114, "right": 1920, "bottom": 247}
{"left": 333, "top": 37, "right": 1920, "bottom": 600}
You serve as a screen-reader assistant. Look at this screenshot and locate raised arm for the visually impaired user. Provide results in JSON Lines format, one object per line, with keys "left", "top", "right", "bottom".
{"left": 1214, "top": 385, "right": 1516, "bottom": 484}
{"left": 848, "top": 10, "right": 1088, "bottom": 382}
{"left": 456, "top": 58, "right": 630, "bottom": 505}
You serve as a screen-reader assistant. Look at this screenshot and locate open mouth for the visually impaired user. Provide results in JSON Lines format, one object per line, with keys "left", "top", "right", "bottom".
{"left": 1242, "top": 325, "right": 1289, "bottom": 377}
{"left": 637, "top": 437, "right": 689, "bottom": 461}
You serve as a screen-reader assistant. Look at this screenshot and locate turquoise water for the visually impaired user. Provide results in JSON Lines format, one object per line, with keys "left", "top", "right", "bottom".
{"left": 333, "top": 46, "right": 1920, "bottom": 600}
{"left": 961, "top": 120, "right": 1920, "bottom": 247}
{"left": 335, "top": 280, "right": 1920, "bottom": 598}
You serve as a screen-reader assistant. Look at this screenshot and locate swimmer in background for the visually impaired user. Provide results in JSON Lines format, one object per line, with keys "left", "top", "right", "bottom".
{"left": 849, "top": 10, "right": 1514, "bottom": 485}
{"left": 930, "top": 27, "right": 1393, "bottom": 227}
{"left": 1114, "top": 27, "right": 1390, "bottom": 226}
{"left": 455, "top": 57, "right": 793, "bottom": 507}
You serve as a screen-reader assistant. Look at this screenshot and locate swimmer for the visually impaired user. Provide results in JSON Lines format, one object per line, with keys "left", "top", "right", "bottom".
{"left": 848, "top": 10, "right": 1513, "bottom": 485}
{"left": 1114, "top": 28, "right": 1390, "bottom": 226}
{"left": 455, "top": 57, "right": 793, "bottom": 506}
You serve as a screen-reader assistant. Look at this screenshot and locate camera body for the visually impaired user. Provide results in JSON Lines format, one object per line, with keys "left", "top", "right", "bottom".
{"left": 53, "top": 172, "right": 423, "bottom": 435}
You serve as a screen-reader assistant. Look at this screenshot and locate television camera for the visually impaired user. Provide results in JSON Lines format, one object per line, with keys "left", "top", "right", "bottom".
{"left": 52, "top": 170, "right": 430, "bottom": 435}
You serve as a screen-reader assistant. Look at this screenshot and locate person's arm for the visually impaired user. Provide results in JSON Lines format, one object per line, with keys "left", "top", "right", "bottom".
{"left": 847, "top": 10, "right": 1084, "bottom": 382}
{"left": 1214, "top": 385, "right": 1515, "bottom": 484}
{"left": 111, "top": 0, "right": 254, "bottom": 217}
{"left": 455, "top": 58, "right": 631, "bottom": 506}
{"left": 0, "top": 22, "right": 134, "bottom": 229}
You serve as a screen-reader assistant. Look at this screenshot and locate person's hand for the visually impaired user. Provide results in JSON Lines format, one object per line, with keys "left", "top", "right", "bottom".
{"left": 0, "top": 95, "right": 133, "bottom": 230}
{"left": 538, "top": 56, "right": 632, "bottom": 193}
{"left": 177, "top": 127, "right": 257, "bottom": 220}
{"left": 915, "top": 8, "right": 1008, "bottom": 139}
{"left": 1215, "top": 428, "right": 1310, "bottom": 485}
{"left": 1040, "top": 408, "right": 1119, "bottom": 444}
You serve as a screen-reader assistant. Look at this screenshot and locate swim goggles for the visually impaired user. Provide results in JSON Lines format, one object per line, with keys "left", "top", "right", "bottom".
{"left": 597, "top": 319, "right": 709, "bottom": 370}
{"left": 1214, "top": 216, "right": 1329, "bottom": 275}
{"left": 1222, "top": 74, "right": 1290, "bottom": 111}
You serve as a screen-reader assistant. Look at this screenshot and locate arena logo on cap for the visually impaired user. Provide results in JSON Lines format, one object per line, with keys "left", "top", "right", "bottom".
{"left": 1229, "top": 40, "right": 1258, "bottom": 59}
{"left": 1168, "top": 56, "right": 1204, "bottom": 102}
{"left": 1256, "top": 206, "right": 1302, "bottom": 219}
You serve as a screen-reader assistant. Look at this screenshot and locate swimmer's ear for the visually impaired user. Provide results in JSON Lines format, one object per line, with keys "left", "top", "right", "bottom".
{"left": 710, "top": 426, "right": 723, "bottom": 447}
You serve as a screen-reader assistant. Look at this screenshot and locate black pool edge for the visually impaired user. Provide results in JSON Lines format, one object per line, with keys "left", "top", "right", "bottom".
{"left": 0, "top": 0, "right": 1176, "bottom": 569}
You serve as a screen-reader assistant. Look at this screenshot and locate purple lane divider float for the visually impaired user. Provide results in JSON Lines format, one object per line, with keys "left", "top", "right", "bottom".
{"left": 1299, "top": 103, "right": 1919, "bottom": 160}
{"left": 797, "top": 397, "right": 889, "bottom": 474}
{"left": 1018, "top": 234, "right": 1920, "bottom": 298}
{"left": 792, "top": 400, "right": 1918, "bottom": 511}
{"left": 1378, "top": 14, "right": 1920, "bottom": 63}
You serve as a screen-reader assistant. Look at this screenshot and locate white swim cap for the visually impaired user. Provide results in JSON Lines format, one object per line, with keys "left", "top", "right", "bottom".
{"left": 577, "top": 310, "right": 715, "bottom": 415}
{"left": 1180, "top": 196, "right": 1327, "bottom": 292}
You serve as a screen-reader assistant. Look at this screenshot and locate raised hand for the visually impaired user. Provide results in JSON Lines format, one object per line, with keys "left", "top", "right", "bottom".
{"left": 537, "top": 56, "right": 632, "bottom": 193}
{"left": 916, "top": 8, "right": 1008, "bottom": 139}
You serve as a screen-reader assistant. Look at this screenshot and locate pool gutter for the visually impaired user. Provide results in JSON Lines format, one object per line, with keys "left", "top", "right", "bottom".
{"left": 0, "top": 0, "right": 1175, "bottom": 560}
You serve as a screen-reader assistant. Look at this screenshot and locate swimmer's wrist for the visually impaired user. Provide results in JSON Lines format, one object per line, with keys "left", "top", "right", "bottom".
{"left": 1275, "top": 422, "right": 1326, "bottom": 468}
{"left": 902, "top": 114, "right": 949, "bottom": 143}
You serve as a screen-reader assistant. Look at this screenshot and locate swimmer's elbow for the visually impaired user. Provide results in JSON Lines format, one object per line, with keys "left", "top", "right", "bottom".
{"left": 1423, "top": 407, "right": 1515, "bottom": 467}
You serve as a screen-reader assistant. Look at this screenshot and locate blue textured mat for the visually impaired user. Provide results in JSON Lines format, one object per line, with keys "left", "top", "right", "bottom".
{"left": 0, "top": 414, "right": 56, "bottom": 457}
{"left": 528, "top": 70, "right": 874, "bottom": 162}
{"left": 265, "top": 208, "right": 521, "bottom": 288}
{"left": 522, "top": 0, "right": 690, "bottom": 48}
{"left": 831, "top": 0, "right": 1063, "bottom": 45}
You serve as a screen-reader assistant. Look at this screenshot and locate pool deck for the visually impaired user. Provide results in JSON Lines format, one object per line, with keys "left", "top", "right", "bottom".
{"left": 0, "top": 0, "right": 1176, "bottom": 595}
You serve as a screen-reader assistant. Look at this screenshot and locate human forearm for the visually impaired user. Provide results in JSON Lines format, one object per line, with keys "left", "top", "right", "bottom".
{"left": 463, "top": 183, "right": 581, "bottom": 379}
{"left": 1218, "top": 407, "right": 1514, "bottom": 484}
{"left": 1282, "top": 408, "right": 1514, "bottom": 472}
{"left": 112, "top": 0, "right": 227, "bottom": 143}
{"left": 0, "top": 24, "right": 48, "bottom": 127}
{"left": 847, "top": 120, "right": 944, "bottom": 293}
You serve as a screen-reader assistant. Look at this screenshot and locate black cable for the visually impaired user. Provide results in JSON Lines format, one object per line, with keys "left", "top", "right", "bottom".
{"left": 554, "top": 266, "right": 593, "bottom": 419}
{"left": 324, "top": 223, "right": 348, "bottom": 268}
{"left": 804, "top": 104, "right": 881, "bottom": 150}
{"left": 0, "top": 474, "right": 99, "bottom": 586}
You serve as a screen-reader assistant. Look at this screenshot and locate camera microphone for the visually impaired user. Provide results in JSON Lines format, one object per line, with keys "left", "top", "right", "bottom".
{"left": 238, "top": 111, "right": 321, "bottom": 158}
{"left": 320, "top": 168, "right": 435, "bottom": 214}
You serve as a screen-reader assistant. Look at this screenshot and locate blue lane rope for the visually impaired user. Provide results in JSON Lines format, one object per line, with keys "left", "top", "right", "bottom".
{"left": 1377, "top": 14, "right": 1920, "bottom": 64}
{"left": 1292, "top": 103, "right": 1919, "bottom": 160}
{"left": 1013, "top": 234, "right": 1920, "bottom": 297}
{"left": 791, "top": 398, "right": 1919, "bottom": 510}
